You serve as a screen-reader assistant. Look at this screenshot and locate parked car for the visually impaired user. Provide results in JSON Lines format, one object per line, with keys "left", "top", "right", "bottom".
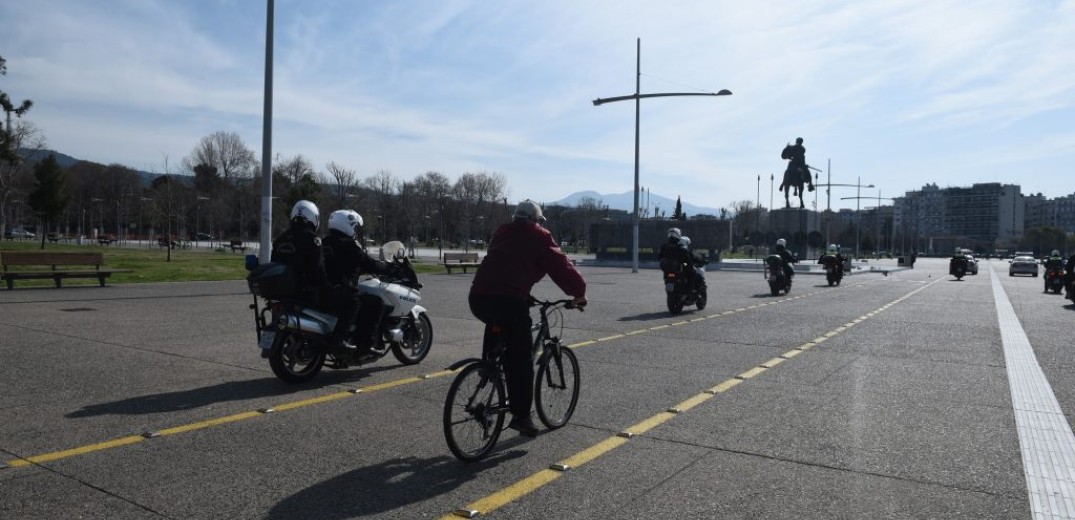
{"left": 192, "top": 232, "right": 215, "bottom": 241}
{"left": 4, "top": 228, "right": 35, "bottom": 239}
{"left": 965, "top": 254, "right": 979, "bottom": 275}
{"left": 1009, "top": 256, "right": 1039, "bottom": 277}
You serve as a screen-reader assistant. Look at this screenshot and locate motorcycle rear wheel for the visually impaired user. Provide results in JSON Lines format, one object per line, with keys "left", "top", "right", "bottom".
{"left": 268, "top": 330, "right": 325, "bottom": 384}
{"left": 667, "top": 293, "right": 684, "bottom": 315}
{"left": 392, "top": 313, "right": 433, "bottom": 365}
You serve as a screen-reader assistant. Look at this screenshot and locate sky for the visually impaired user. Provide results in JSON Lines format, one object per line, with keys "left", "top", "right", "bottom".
{"left": 2, "top": 0, "right": 1074, "bottom": 213}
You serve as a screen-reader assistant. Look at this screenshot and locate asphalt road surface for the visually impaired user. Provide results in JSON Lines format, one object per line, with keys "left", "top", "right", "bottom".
{"left": 1, "top": 257, "right": 1072, "bottom": 519}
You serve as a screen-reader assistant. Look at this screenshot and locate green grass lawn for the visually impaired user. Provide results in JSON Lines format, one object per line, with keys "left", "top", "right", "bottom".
{"left": 0, "top": 240, "right": 444, "bottom": 288}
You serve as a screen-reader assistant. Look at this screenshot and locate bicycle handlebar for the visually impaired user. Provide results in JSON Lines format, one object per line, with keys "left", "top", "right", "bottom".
{"left": 529, "top": 297, "right": 585, "bottom": 312}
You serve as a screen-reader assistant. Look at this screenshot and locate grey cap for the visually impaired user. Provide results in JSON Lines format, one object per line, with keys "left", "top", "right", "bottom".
{"left": 513, "top": 199, "right": 546, "bottom": 222}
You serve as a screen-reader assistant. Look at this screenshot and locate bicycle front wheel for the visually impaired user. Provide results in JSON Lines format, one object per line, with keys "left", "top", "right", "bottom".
{"left": 443, "top": 362, "right": 507, "bottom": 462}
{"left": 534, "top": 345, "right": 580, "bottom": 429}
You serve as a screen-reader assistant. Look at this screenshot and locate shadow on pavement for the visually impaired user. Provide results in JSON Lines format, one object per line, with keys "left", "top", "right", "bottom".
{"left": 65, "top": 365, "right": 399, "bottom": 417}
{"left": 265, "top": 451, "right": 527, "bottom": 519}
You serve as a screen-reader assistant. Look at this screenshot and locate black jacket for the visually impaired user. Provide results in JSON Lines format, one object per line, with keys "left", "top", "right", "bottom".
{"left": 322, "top": 231, "right": 392, "bottom": 286}
{"left": 270, "top": 221, "right": 327, "bottom": 289}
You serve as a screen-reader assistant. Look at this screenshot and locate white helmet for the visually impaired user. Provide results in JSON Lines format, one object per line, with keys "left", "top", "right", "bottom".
{"left": 776, "top": 238, "right": 787, "bottom": 247}
{"left": 827, "top": 244, "right": 837, "bottom": 254}
{"left": 667, "top": 227, "right": 682, "bottom": 240}
{"left": 679, "top": 236, "right": 691, "bottom": 248}
{"left": 1052, "top": 250, "right": 1060, "bottom": 257}
{"left": 290, "top": 200, "right": 320, "bottom": 230}
{"left": 328, "top": 209, "right": 364, "bottom": 238}
{"left": 513, "top": 199, "right": 546, "bottom": 222}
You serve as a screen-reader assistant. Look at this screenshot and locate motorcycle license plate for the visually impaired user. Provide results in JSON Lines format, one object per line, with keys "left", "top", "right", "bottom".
{"left": 665, "top": 282, "right": 675, "bottom": 292}
{"left": 258, "top": 330, "right": 276, "bottom": 349}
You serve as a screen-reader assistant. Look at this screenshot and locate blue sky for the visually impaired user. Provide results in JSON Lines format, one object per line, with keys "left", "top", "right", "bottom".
{"left": 2, "top": 0, "right": 1073, "bottom": 212}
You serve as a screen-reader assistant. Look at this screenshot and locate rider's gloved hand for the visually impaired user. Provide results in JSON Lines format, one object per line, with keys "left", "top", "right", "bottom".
{"left": 571, "top": 296, "right": 587, "bottom": 309}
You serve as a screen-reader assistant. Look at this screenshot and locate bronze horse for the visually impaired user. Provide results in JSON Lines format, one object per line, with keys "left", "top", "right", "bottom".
{"left": 779, "top": 145, "right": 815, "bottom": 209}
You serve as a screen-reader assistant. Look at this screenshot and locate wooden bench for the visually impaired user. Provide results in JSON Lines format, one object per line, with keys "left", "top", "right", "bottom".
{"left": 97, "top": 236, "right": 116, "bottom": 246}
{"left": 442, "top": 252, "right": 480, "bottom": 273}
{"left": 1, "top": 252, "right": 131, "bottom": 289}
{"left": 226, "top": 240, "right": 247, "bottom": 253}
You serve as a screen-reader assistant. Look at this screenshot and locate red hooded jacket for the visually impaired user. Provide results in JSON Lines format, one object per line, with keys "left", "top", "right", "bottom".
{"left": 470, "top": 221, "right": 586, "bottom": 300}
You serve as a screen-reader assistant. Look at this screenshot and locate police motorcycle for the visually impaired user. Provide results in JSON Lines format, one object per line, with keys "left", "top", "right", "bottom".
{"left": 247, "top": 240, "right": 432, "bottom": 384}
{"left": 1046, "top": 268, "right": 1064, "bottom": 294}
{"left": 660, "top": 254, "right": 707, "bottom": 315}
{"left": 949, "top": 252, "right": 968, "bottom": 281}
{"left": 765, "top": 254, "right": 792, "bottom": 296}
{"left": 819, "top": 246, "right": 843, "bottom": 286}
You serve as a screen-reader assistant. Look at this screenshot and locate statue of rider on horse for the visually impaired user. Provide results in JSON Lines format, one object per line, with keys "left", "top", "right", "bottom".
{"left": 778, "top": 137, "right": 815, "bottom": 209}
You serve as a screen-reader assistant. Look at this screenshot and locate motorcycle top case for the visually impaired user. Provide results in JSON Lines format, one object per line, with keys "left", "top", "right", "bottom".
{"left": 247, "top": 262, "right": 300, "bottom": 298}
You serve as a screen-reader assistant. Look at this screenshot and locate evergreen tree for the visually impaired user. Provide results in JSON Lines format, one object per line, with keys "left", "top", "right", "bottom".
{"left": 27, "top": 154, "right": 69, "bottom": 249}
{"left": 673, "top": 196, "right": 684, "bottom": 220}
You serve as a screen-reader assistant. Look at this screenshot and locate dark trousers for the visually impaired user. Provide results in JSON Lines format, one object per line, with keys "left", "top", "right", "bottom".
{"left": 328, "top": 284, "right": 360, "bottom": 344}
{"left": 468, "top": 293, "right": 534, "bottom": 419}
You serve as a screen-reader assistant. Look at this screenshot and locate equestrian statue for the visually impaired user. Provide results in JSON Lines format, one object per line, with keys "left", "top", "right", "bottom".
{"left": 778, "top": 137, "right": 816, "bottom": 209}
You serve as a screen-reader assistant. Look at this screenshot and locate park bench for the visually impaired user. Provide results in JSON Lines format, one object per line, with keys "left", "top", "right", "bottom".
{"left": 1, "top": 251, "right": 131, "bottom": 289}
{"left": 442, "top": 252, "right": 480, "bottom": 273}
{"left": 97, "top": 235, "right": 116, "bottom": 246}
{"left": 225, "top": 240, "right": 246, "bottom": 253}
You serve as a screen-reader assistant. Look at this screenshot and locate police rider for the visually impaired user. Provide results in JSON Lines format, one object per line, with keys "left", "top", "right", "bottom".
{"left": 322, "top": 209, "right": 398, "bottom": 351}
{"left": 1044, "top": 250, "right": 1064, "bottom": 291}
{"left": 818, "top": 243, "right": 844, "bottom": 276}
{"left": 678, "top": 235, "right": 707, "bottom": 292}
{"left": 774, "top": 238, "right": 797, "bottom": 280}
{"left": 271, "top": 200, "right": 351, "bottom": 352}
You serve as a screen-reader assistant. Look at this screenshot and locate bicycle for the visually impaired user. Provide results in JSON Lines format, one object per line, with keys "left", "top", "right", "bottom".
{"left": 443, "top": 298, "right": 584, "bottom": 462}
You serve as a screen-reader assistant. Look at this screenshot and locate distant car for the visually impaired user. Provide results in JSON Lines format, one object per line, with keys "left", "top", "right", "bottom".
{"left": 965, "top": 254, "right": 979, "bottom": 275}
{"left": 4, "top": 228, "right": 35, "bottom": 239}
{"left": 193, "top": 232, "right": 215, "bottom": 241}
{"left": 1009, "top": 256, "right": 1039, "bottom": 277}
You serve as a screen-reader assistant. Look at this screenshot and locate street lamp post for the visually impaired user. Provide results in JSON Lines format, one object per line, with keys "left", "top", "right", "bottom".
{"left": 592, "top": 38, "right": 732, "bottom": 273}
{"left": 91, "top": 198, "right": 104, "bottom": 239}
{"left": 818, "top": 176, "right": 873, "bottom": 254}
{"left": 139, "top": 197, "right": 152, "bottom": 246}
{"left": 841, "top": 187, "right": 892, "bottom": 258}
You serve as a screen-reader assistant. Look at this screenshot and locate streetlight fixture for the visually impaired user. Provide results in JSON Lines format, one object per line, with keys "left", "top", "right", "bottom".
{"left": 139, "top": 197, "right": 153, "bottom": 245}
{"left": 839, "top": 179, "right": 885, "bottom": 258}
{"left": 592, "top": 38, "right": 732, "bottom": 273}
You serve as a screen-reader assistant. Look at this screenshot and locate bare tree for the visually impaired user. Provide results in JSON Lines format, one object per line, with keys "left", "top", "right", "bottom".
{"left": 0, "top": 122, "right": 45, "bottom": 235}
{"left": 181, "top": 131, "right": 256, "bottom": 181}
{"left": 325, "top": 161, "right": 358, "bottom": 208}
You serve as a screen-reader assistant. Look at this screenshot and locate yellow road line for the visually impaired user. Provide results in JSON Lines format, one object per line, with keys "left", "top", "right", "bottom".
{"left": 6, "top": 436, "right": 145, "bottom": 467}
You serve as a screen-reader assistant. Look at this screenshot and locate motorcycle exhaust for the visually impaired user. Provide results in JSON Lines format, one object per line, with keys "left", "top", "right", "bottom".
{"left": 386, "top": 328, "right": 404, "bottom": 343}
{"left": 277, "top": 308, "right": 336, "bottom": 335}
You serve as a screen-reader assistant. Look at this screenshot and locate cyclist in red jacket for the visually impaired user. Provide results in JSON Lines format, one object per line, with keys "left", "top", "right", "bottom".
{"left": 469, "top": 199, "right": 587, "bottom": 437}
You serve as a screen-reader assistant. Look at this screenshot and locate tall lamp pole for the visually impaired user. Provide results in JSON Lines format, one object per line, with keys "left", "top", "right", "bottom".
{"left": 592, "top": 38, "right": 731, "bottom": 273}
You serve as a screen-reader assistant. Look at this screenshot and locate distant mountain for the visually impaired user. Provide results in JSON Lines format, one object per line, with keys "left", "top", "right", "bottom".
{"left": 551, "top": 190, "right": 722, "bottom": 218}
{"left": 19, "top": 148, "right": 166, "bottom": 187}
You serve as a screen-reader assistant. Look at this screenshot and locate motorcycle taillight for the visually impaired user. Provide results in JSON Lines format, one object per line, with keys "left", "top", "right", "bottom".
{"left": 667, "top": 272, "right": 677, "bottom": 279}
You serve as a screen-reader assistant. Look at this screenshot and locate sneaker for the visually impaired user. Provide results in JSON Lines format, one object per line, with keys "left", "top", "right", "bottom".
{"left": 507, "top": 416, "right": 539, "bottom": 437}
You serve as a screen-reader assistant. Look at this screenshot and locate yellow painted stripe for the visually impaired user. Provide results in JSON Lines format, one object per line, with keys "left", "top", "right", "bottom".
{"left": 708, "top": 378, "right": 742, "bottom": 393}
{"left": 760, "top": 357, "right": 786, "bottom": 369}
{"left": 269, "top": 392, "right": 354, "bottom": 412}
{"left": 671, "top": 321, "right": 689, "bottom": 326}
{"left": 459, "top": 469, "right": 563, "bottom": 517}
{"left": 597, "top": 334, "right": 624, "bottom": 341}
{"left": 570, "top": 340, "right": 597, "bottom": 348}
{"left": 6, "top": 435, "right": 145, "bottom": 467}
{"left": 360, "top": 377, "right": 428, "bottom": 393}
{"left": 690, "top": 317, "right": 707, "bottom": 322}
{"left": 157, "top": 411, "right": 264, "bottom": 435}
{"left": 673, "top": 392, "right": 714, "bottom": 412}
{"left": 781, "top": 349, "right": 803, "bottom": 359}
{"left": 721, "top": 310, "right": 734, "bottom": 315}
{"left": 625, "top": 411, "right": 678, "bottom": 435}
{"left": 649, "top": 325, "right": 670, "bottom": 331}
{"left": 558, "top": 436, "right": 629, "bottom": 467}
{"left": 737, "top": 366, "right": 767, "bottom": 380}
{"left": 424, "top": 370, "right": 456, "bottom": 379}
{"left": 625, "top": 329, "right": 648, "bottom": 336}
{"left": 799, "top": 342, "right": 817, "bottom": 350}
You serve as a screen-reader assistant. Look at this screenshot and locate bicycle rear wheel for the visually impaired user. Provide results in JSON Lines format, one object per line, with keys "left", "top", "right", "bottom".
{"left": 443, "top": 362, "right": 507, "bottom": 462}
{"left": 534, "top": 344, "right": 580, "bottom": 429}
